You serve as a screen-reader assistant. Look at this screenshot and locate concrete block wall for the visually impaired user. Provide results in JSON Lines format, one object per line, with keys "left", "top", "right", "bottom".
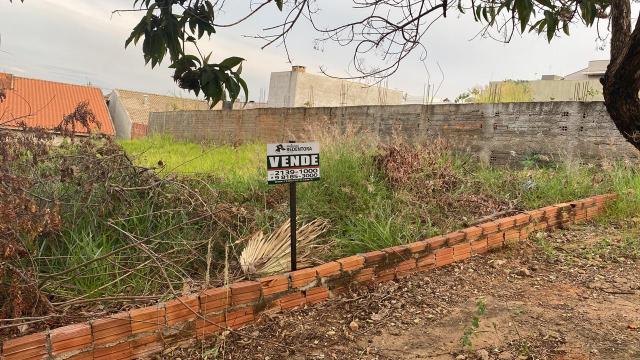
{"left": 0, "top": 193, "right": 617, "bottom": 360}
{"left": 148, "top": 102, "right": 639, "bottom": 165}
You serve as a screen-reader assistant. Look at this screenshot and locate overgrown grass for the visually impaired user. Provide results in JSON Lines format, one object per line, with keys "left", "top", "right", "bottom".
{"left": 11, "top": 131, "right": 638, "bottom": 309}
{"left": 120, "top": 135, "right": 265, "bottom": 193}
{"left": 120, "top": 134, "right": 639, "bottom": 258}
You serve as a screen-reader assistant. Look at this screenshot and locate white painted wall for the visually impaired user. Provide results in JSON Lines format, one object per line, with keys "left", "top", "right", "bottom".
{"left": 267, "top": 69, "right": 405, "bottom": 107}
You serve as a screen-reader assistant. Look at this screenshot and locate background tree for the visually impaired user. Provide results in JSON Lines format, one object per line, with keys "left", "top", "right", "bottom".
{"left": 7, "top": 0, "right": 640, "bottom": 151}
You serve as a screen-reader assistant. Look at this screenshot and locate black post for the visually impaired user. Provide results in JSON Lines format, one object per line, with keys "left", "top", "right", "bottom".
{"left": 289, "top": 140, "right": 297, "bottom": 271}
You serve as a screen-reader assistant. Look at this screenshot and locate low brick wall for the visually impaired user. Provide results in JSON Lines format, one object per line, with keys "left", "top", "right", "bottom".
{"left": 0, "top": 194, "right": 617, "bottom": 360}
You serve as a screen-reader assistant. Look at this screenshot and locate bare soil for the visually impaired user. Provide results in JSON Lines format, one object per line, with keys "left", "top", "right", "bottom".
{"left": 172, "top": 223, "right": 640, "bottom": 360}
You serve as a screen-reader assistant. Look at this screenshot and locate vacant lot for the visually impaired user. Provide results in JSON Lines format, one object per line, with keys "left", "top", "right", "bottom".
{"left": 2, "top": 129, "right": 639, "bottom": 345}
{"left": 172, "top": 223, "right": 640, "bottom": 360}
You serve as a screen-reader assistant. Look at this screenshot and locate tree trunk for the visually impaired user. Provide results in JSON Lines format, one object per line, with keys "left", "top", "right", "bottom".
{"left": 602, "top": 0, "right": 640, "bottom": 152}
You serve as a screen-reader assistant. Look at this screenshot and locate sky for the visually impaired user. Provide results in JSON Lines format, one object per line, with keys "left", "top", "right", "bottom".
{"left": 0, "top": 0, "right": 611, "bottom": 101}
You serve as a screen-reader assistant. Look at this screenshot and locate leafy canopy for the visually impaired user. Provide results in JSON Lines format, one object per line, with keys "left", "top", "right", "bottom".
{"left": 123, "top": 0, "right": 282, "bottom": 107}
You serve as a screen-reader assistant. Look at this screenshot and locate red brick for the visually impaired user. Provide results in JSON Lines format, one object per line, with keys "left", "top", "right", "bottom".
{"left": 416, "top": 254, "right": 436, "bottom": 270}
{"left": 460, "top": 227, "right": 481, "bottom": 242}
{"left": 354, "top": 268, "right": 375, "bottom": 283}
{"left": 278, "top": 292, "right": 306, "bottom": 310}
{"left": 361, "top": 250, "right": 386, "bottom": 265}
{"left": 594, "top": 195, "right": 608, "bottom": 205}
{"left": 435, "top": 255, "right": 454, "bottom": 267}
{"left": 453, "top": 251, "right": 471, "bottom": 261}
{"left": 446, "top": 231, "right": 466, "bottom": 245}
{"left": 199, "top": 287, "right": 231, "bottom": 313}
{"left": 518, "top": 228, "right": 530, "bottom": 241}
{"left": 514, "top": 213, "right": 531, "bottom": 226}
{"left": 487, "top": 233, "right": 504, "bottom": 249}
{"left": 66, "top": 351, "right": 94, "bottom": 360}
{"left": 165, "top": 295, "right": 200, "bottom": 326}
{"left": 434, "top": 247, "right": 453, "bottom": 258}
{"left": 226, "top": 307, "right": 254, "bottom": 329}
{"left": 395, "top": 259, "right": 417, "bottom": 277}
{"left": 230, "top": 281, "right": 262, "bottom": 305}
{"left": 93, "top": 340, "right": 132, "bottom": 360}
{"left": 495, "top": 217, "right": 516, "bottom": 231}
{"left": 586, "top": 207, "right": 600, "bottom": 218}
{"left": 315, "top": 261, "right": 341, "bottom": 277}
{"left": 383, "top": 245, "right": 411, "bottom": 258}
{"left": 527, "top": 209, "right": 545, "bottom": 222}
{"left": 453, "top": 243, "right": 471, "bottom": 254}
{"left": 195, "top": 312, "right": 226, "bottom": 338}
{"left": 479, "top": 221, "right": 499, "bottom": 235}
{"left": 2, "top": 331, "right": 48, "bottom": 360}
{"left": 425, "top": 235, "right": 446, "bottom": 250}
{"left": 374, "top": 267, "right": 396, "bottom": 282}
{"left": 92, "top": 312, "right": 132, "bottom": 346}
{"left": 259, "top": 275, "right": 289, "bottom": 297}
{"left": 471, "top": 239, "right": 488, "bottom": 254}
{"left": 571, "top": 201, "right": 585, "bottom": 210}
{"left": 337, "top": 256, "right": 365, "bottom": 272}
{"left": 51, "top": 323, "right": 92, "bottom": 356}
{"left": 532, "top": 221, "right": 548, "bottom": 231}
{"left": 574, "top": 209, "right": 587, "bottom": 221}
{"left": 305, "top": 287, "right": 330, "bottom": 304}
{"left": 579, "top": 197, "right": 596, "bottom": 208}
{"left": 130, "top": 305, "right": 165, "bottom": 334}
{"left": 131, "top": 333, "right": 163, "bottom": 358}
{"left": 542, "top": 206, "right": 559, "bottom": 219}
{"left": 406, "top": 240, "right": 429, "bottom": 255}
{"left": 290, "top": 268, "right": 317, "bottom": 288}
{"left": 504, "top": 229, "right": 520, "bottom": 243}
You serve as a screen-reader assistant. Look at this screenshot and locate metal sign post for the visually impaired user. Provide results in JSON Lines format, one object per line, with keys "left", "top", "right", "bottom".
{"left": 267, "top": 141, "right": 320, "bottom": 271}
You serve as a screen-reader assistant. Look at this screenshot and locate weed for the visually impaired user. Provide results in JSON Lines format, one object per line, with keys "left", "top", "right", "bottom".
{"left": 460, "top": 298, "right": 487, "bottom": 350}
{"left": 532, "top": 232, "right": 557, "bottom": 258}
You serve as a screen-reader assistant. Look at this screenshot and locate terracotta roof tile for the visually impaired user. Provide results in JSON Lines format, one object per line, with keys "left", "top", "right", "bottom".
{"left": 0, "top": 73, "right": 114, "bottom": 135}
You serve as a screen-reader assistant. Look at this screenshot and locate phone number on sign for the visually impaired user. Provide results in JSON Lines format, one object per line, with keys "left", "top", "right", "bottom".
{"left": 268, "top": 168, "right": 319, "bottom": 182}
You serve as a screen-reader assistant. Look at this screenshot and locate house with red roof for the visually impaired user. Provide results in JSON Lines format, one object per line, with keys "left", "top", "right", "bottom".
{"left": 0, "top": 73, "right": 114, "bottom": 137}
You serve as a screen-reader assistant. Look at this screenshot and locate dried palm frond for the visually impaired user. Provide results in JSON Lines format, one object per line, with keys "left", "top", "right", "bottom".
{"left": 238, "top": 219, "right": 331, "bottom": 277}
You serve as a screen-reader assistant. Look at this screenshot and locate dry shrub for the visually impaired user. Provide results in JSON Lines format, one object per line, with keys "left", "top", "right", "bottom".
{"left": 375, "top": 138, "right": 512, "bottom": 228}
{"left": 375, "top": 138, "right": 460, "bottom": 193}
{"left": 0, "top": 128, "right": 59, "bottom": 320}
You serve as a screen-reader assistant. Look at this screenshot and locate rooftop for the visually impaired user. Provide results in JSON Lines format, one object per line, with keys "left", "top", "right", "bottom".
{"left": 0, "top": 73, "right": 114, "bottom": 135}
{"left": 112, "top": 89, "right": 214, "bottom": 125}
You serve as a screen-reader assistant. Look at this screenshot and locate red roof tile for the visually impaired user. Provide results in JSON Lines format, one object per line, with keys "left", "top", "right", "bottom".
{"left": 0, "top": 73, "right": 114, "bottom": 136}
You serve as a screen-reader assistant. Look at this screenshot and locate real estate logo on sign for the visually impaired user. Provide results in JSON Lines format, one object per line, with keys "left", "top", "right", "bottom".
{"left": 267, "top": 142, "right": 320, "bottom": 184}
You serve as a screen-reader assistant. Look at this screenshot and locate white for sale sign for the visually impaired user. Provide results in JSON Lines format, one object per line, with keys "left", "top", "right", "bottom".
{"left": 267, "top": 142, "right": 320, "bottom": 184}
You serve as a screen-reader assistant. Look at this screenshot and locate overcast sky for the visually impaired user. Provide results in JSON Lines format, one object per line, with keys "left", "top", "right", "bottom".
{"left": 0, "top": 0, "right": 611, "bottom": 101}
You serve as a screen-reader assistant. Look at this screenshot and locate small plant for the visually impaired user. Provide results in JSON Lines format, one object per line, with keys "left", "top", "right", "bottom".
{"left": 532, "top": 232, "right": 557, "bottom": 258}
{"left": 460, "top": 298, "right": 487, "bottom": 350}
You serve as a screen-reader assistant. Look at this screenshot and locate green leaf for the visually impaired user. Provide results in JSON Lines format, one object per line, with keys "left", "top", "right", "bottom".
{"left": 219, "top": 56, "right": 244, "bottom": 70}
{"left": 534, "top": 0, "right": 553, "bottom": 8}
{"left": 562, "top": 21, "right": 570, "bottom": 35}
{"left": 515, "top": 0, "right": 534, "bottom": 33}
{"left": 544, "top": 10, "right": 557, "bottom": 42}
{"left": 237, "top": 77, "right": 249, "bottom": 104}
{"left": 275, "top": 0, "right": 284, "bottom": 10}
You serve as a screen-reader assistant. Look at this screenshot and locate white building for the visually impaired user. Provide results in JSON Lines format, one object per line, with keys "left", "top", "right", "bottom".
{"left": 267, "top": 66, "right": 405, "bottom": 108}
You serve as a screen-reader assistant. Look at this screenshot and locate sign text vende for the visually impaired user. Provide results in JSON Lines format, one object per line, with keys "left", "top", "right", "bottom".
{"left": 267, "top": 142, "right": 320, "bottom": 185}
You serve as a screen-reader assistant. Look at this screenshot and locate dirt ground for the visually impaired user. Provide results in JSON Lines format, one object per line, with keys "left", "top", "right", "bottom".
{"left": 171, "top": 223, "right": 640, "bottom": 360}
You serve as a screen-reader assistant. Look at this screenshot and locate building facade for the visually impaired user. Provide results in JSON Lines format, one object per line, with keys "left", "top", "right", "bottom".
{"left": 267, "top": 66, "right": 405, "bottom": 108}
{"left": 486, "top": 60, "right": 608, "bottom": 102}
{"left": 107, "top": 89, "right": 217, "bottom": 140}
